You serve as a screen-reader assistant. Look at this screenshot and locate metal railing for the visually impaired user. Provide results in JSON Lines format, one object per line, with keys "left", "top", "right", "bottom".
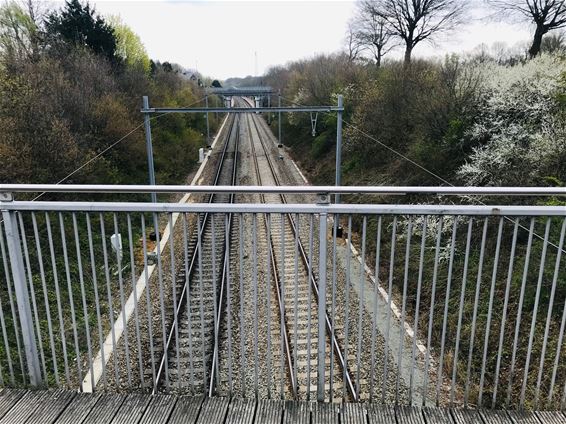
{"left": 0, "top": 185, "right": 565, "bottom": 410}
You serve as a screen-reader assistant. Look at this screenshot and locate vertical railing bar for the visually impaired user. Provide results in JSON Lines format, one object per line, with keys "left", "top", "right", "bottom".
{"left": 167, "top": 213, "right": 181, "bottom": 390}
{"left": 307, "top": 214, "right": 315, "bottom": 401}
{"left": 226, "top": 213, "right": 233, "bottom": 396}
{"left": 253, "top": 213, "right": 259, "bottom": 398}
{"left": 382, "top": 215, "right": 397, "bottom": 404}
{"left": 410, "top": 216, "right": 427, "bottom": 405}
{"left": 492, "top": 218, "right": 519, "bottom": 408}
{"left": 113, "top": 213, "right": 132, "bottom": 387}
{"left": 46, "top": 213, "right": 70, "bottom": 385}
{"left": 153, "top": 212, "right": 169, "bottom": 389}
{"left": 100, "top": 213, "right": 119, "bottom": 385}
{"left": 535, "top": 218, "right": 565, "bottom": 408}
{"left": 0, "top": 223, "right": 16, "bottom": 384}
{"left": 396, "top": 216, "right": 413, "bottom": 405}
{"left": 197, "top": 212, "right": 207, "bottom": 391}
{"left": 59, "top": 213, "right": 83, "bottom": 388}
{"left": 239, "top": 212, "right": 246, "bottom": 397}
{"left": 547, "top": 217, "right": 566, "bottom": 408}
{"left": 316, "top": 211, "right": 328, "bottom": 402}
{"left": 126, "top": 213, "right": 144, "bottom": 388}
{"left": 280, "top": 213, "right": 285, "bottom": 399}
{"left": 32, "top": 212, "right": 59, "bottom": 386}
{"left": 506, "top": 218, "right": 535, "bottom": 408}
{"left": 330, "top": 214, "right": 338, "bottom": 401}
{"left": 0, "top": 216, "right": 26, "bottom": 384}
{"left": 422, "top": 216, "right": 444, "bottom": 406}
{"left": 520, "top": 218, "right": 552, "bottom": 408}
{"left": 72, "top": 213, "right": 94, "bottom": 390}
{"left": 478, "top": 217, "right": 504, "bottom": 407}
{"left": 211, "top": 213, "right": 219, "bottom": 392}
{"left": 464, "top": 218, "right": 489, "bottom": 407}
{"left": 86, "top": 213, "right": 106, "bottom": 389}
{"left": 181, "top": 213, "right": 195, "bottom": 390}
{"left": 18, "top": 214, "right": 47, "bottom": 381}
{"left": 265, "top": 213, "right": 272, "bottom": 399}
{"left": 344, "top": 215, "right": 353, "bottom": 402}
{"left": 356, "top": 216, "right": 368, "bottom": 402}
{"left": 141, "top": 215, "right": 156, "bottom": 386}
{"left": 292, "top": 213, "right": 299, "bottom": 398}
{"left": 450, "top": 218, "right": 473, "bottom": 406}
{"left": 370, "top": 216, "right": 382, "bottom": 403}
{"left": 436, "top": 216, "right": 458, "bottom": 406}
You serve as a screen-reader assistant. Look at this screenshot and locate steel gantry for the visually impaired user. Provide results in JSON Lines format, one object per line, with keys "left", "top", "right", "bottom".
{"left": 141, "top": 93, "right": 345, "bottom": 202}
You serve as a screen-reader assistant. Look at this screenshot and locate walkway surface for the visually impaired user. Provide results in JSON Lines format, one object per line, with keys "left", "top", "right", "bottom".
{"left": 0, "top": 389, "right": 564, "bottom": 424}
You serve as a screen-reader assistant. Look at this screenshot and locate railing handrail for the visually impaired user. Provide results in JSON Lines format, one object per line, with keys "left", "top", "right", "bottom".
{"left": 2, "top": 201, "right": 565, "bottom": 216}
{"left": 1, "top": 184, "right": 565, "bottom": 196}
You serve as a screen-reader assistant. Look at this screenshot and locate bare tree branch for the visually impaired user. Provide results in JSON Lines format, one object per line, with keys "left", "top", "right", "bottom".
{"left": 488, "top": 0, "right": 566, "bottom": 57}
{"left": 365, "top": 0, "right": 466, "bottom": 64}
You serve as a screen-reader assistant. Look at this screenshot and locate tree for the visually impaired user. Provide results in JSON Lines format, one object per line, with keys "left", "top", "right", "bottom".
{"left": 351, "top": 1, "right": 396, "bottom": 67}
{"left": 45, "top": 0, "right": 116, "bottom": 62}
{"left": 108, "top": 15, "right": 150, "bottom": 72}
{"left": 489, "top": 1, "right": 566, "bottom": 58}
{"left": 368, "top": 0, "right": 465, "bottom": 64}
{"left": 211, "top": 79, "right": 222, "bottom": 88}
{"left": 345, "top": 22, "right": 364, "bottom": 62}
{"left": 0, "top": 1, "right": 38, "bottom": 63}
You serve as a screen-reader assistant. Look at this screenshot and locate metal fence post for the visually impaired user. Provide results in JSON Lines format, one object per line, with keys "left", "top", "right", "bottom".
{"left": 205, "top": 94, "right": 210, "bottom": 146}
{"left": 0, "top": 194, "right": 41, "bottom": 385}
{"left": 335, "top": 94, "right": 343, "bottom": 204}
{"left": 278, "top": 90, "right": 282, "bottom": 147}
{"left": 142, "top": 96, "right": 157, "bottom": 204}
{"left": 317, "top": 199, "right": 329, "bottom": 401}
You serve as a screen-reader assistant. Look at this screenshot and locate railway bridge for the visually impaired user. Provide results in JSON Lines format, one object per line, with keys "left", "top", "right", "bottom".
{"left": 0, "top": 98, "right": 565, "bottom": 423}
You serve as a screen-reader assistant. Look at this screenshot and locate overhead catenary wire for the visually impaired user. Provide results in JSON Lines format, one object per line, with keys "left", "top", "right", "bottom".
{"left": 25, "top": 96, "right": 210, "bottom": 202}
{"left": 278, "top": 95, "right": 566, "bottom": 254}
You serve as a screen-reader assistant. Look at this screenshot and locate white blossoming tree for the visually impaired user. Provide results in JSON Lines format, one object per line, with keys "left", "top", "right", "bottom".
{"left": 457, "top": 54, "right": 566, "bottom": 187}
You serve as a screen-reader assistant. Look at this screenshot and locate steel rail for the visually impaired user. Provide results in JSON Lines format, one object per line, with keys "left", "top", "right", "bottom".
{"left": 152, "top": 114, "right": 238, "bottom": 394}
{"left": 3, "top": 184, "right": 564, "bottom": 196}
{"left": 208, "top": 115, "right": 240, "bottom": 396}
{"left": 244, "top": 105, "right": 297, "bottom": 399}
{"left": 244, "top": 98, "right": 358, "bottom": 401}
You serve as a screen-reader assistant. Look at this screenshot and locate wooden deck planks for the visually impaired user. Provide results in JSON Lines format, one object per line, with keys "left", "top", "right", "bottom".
{"left": 0, "top": 389, "right": 50, "bottom": 424}
{"left": 423, "top": 407, "right": 455, "bottom": 424}
{"left": 139, "top": 394, "right": 176, "bottom": 424}
{"left": 312, "top": 402, "right": 340, "bottom": 424}
{"left": 167, "top": 395, "right": 203, "bottom": 424}
{"left": 110, "top": 393, "right": 152, "bottom": 424}
{"left": 535, "top": 411, "right": 566, "bottom": 424}
{"left": 367, "top": 404, "right": 396, "bottom": 424}
{"left": 225, "top": 397, "right": 256, "bottom": 424}
{"left": 81, "top": 393, "right": 126, "bottom": 424}
{"left": 450, "top": 408, "right": 485, "bottom": 424}
{"left": 397, "top": 406, "right": 427, "bottom": 424}
{"left": 54, "top": 392, "right": 101, "bottom": 424}
{"left": 341, "top": 402, "right": 367, "bottom": 424}
{"left": 283, "top": 400, "right": 310, "bottom": 424}
{"left": 0, "top": 389, "right": 564, "bottom": 424}
{"left": 0, "top": 389, "right": 26, "bottom": 420}
{"left": 254, "top": 399, "right": 283, "bottom": 424}
{"left": 26, "top": 390, "right": 76, "bottom": 424}
{"left": 195, "top": 396, "right": 230, "bottom": 424}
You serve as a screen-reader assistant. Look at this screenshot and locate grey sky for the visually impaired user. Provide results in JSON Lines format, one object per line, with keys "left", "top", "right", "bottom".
{"left": 84, "top": 0, "right": 534, "bottom": 80}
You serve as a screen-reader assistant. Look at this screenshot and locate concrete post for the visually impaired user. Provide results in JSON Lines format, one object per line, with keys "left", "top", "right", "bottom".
{"left": 205, "top": 94, "right": 210, "bottom": 146}
{"left": 278, "top": 90, "right": 282, "bottom": 147}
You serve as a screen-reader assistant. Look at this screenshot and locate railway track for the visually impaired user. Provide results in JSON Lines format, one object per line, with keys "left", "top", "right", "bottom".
{"left": 153, "top": 98, "right": 360, "bottom": 402}
{"left": 240, "top": 98, "right": 357, "bottom": 402}
{"left": 152, "top": 113, "right": 240, "bottom": 394}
